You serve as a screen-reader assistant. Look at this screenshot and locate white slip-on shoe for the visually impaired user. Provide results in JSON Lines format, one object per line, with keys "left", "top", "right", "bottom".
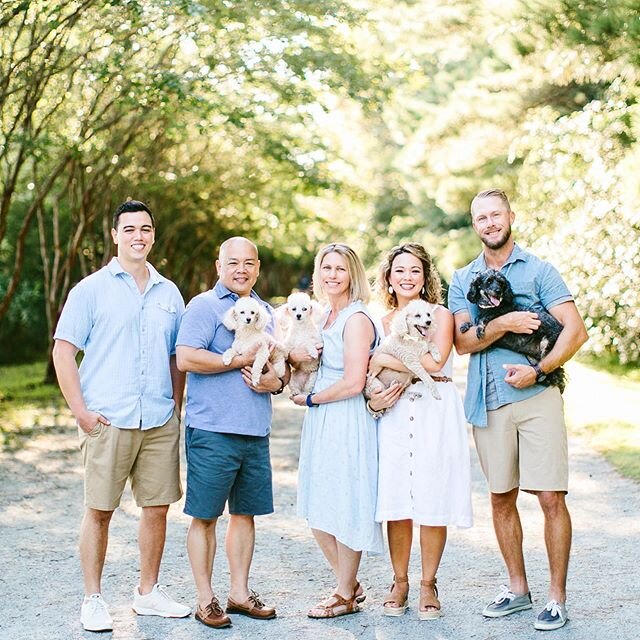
{"left": 132, "top": 583, "right": 191, "bottom": 618}
{"left": 81, "top": 593, "right": 113, "bottom": 632}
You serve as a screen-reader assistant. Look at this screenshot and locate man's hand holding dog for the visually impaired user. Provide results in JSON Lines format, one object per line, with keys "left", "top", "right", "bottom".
{"left": 241, "top": 359, "right": 283, "bottom": 393}
{"left": 502, "top": 363, "right": 537, "bottom": 388}
{"left": 496, "top": 310, "right": 541, "bottom": 334}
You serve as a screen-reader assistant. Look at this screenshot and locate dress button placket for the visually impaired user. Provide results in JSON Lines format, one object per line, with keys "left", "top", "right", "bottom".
{"left": 409, "top": 414, "right": 415, "bottom": 501}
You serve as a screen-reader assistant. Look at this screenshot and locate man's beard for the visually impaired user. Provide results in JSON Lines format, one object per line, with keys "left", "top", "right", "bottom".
{"left": 481, "top": 226, "right": 511, "bottom": 250}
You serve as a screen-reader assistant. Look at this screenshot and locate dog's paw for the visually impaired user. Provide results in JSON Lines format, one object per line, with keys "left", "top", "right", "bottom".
{"left": 475, "top": 324, "right": 486, "bottom": 339}
{"left": 430, "top": 346, "right": 442, "bottom": 363}
{"left": 222, "top": 349, "right": 234, "bottom": 365}
{"left": 459, "top": 322, "right": 472, "bottom": 334}
{"left": 430, "top": 387, "right": 442, "bottom": 400}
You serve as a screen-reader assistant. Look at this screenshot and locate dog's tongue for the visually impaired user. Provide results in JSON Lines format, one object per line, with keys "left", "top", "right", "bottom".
{"left": 489, "top": 296, "right": 501, "bottom": 307}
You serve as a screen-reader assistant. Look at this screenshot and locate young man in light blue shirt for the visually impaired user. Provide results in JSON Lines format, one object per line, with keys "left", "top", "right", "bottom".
{"left": 53, "top": 200, "right": 190, "bottom": 632}
{"left": 449, "top": 189, "right": 588, "bottom": 631}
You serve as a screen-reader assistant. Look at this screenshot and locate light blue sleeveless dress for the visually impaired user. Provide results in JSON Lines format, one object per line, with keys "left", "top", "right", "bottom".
{"left": 297, "top": 301, "right": 384, "bottom": 554}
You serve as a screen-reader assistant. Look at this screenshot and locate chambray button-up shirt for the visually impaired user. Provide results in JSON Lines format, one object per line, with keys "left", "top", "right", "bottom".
{"left": 54, "top": 258, "right": 185, "bottom": 429}
{"left": 448, "top": 245, "right": 573, "bottom": 428}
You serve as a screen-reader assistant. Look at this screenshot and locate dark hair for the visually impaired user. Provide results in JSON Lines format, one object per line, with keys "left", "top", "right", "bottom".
{"left": 112, "top": 200, "right": 155, "bottom": 229}
{"left": 377, "top": 242, "right": 443, "bottom": 309}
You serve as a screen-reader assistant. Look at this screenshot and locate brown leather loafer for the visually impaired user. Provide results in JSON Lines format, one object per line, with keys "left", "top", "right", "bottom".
{"left": 226, "top": 590, "right": 276, "bottom": 619}
{"left": 195, "top": 596, "right": 232, "bottom": 628}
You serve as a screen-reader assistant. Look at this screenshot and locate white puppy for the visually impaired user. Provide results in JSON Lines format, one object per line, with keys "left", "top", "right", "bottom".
{"left": 365, "top": 299, "right": 442, "bottom": 400}
{"left": 281, "top": 292, "right": 323, "bottom": 395}
{"left": 222, "top": 297, "right": 287, "bottom": 387}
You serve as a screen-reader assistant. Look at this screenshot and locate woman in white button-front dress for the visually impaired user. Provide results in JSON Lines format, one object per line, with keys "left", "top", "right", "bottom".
{"left": 368, "top": 243, "right": 473, "bottom": 621}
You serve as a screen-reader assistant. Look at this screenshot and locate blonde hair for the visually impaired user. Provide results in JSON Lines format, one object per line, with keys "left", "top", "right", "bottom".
{"left": 312, "top": 243, "right": 371, "bottom": 304}
{"left": 470, "top": 188, "right": 512, "bottom": 218}
{"left": 377, "top": 242, "right": 443, "bottom": 309}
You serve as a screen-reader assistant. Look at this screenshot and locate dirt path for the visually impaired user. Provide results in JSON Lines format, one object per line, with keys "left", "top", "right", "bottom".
{"left": 0, "top": 385, "right": 638, "bottom": 639}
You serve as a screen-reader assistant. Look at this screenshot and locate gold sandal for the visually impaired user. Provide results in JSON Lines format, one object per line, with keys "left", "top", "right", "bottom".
{"left": 383, "top": 575, "right": 409, "bottom": 617}
{"left": 419, "top": 577, "right": 441, "bottom": 620}
{"left": 307, "top": 593, "right": 360, "bottom": 619}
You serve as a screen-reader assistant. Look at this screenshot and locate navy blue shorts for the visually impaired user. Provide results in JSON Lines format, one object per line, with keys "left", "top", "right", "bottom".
{"left": 184, "top": 428, "right": 274, "bottom": 519}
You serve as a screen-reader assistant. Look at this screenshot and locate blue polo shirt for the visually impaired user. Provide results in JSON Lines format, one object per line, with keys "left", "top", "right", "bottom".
{"left": 448, "top": 244, "right": 573, "bottom": 427}
{"left": 176, "top": 281, "right": 275, "bottom": 436}
{"left": 54, "top": 258, "right": 185, "bottom": 429}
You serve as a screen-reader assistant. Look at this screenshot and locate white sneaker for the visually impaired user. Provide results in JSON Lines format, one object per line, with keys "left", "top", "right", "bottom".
{"left": 132, "top": 583, "right": 191, "bottom": 618}
{"left": 81, "top": 593, "right": 113, "bottom": 632}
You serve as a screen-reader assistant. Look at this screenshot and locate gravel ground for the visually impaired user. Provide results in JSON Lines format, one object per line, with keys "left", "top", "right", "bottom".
{"left": 1, "top": 379, "right": 639, "bottom": 640}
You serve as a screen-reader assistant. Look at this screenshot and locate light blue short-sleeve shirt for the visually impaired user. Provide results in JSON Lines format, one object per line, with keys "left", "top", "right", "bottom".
{"left": 54, "top": 258, "right": 185, "bottom": 429}
{"left": 176, "top": 281, "right": 275, "bottom": 436}
{"left": 448, "top": 244, "right": 573, "bottom": 427}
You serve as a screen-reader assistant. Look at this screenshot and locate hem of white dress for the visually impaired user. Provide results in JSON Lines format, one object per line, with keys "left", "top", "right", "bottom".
{"left": 375, "top": 510, "right": 473, "bottom": 529}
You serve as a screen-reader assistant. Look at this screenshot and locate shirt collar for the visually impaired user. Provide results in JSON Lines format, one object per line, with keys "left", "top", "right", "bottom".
{"left": 471, "top": 243, "right": 526, "bottom": 273}
{"left": 107, "top": 257, "right": 164, "bottom": 285}
{"left": 214, "top": 280, "right": 259, "bottom": 302}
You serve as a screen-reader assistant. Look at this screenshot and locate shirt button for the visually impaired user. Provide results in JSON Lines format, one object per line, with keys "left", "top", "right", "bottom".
{"left": 409, "top": 452, "right": 413, "bottom": 457}
{"left": 409, "top": 471, "right": 412, "bottom": 476}
{"left": 409, "top": 416, "right": 414, "bottom": 421}
{"left": 409, "top": 433, "right": 413, "bottom": 438}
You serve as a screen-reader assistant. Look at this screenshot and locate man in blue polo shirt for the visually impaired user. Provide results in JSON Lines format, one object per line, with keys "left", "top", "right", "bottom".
{"left": 449, "top": 189, "right": 588, "bottom": 632}
{"left": 176, "top": 236, "right": 288, "bottom": 629}
{"left": 53, "top": 200, "right": 191, "bottom": 632}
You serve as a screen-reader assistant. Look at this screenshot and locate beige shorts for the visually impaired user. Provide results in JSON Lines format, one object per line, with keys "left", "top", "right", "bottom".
{"left": 473, "top": 386, "right": 568, "bottom": 494}
{"left": 78, "top": 410, "right": 182, "bottom": 510}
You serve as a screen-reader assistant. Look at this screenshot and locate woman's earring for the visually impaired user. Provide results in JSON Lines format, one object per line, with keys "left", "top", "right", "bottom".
{"left": 421, "top": 286, "right": 426, "bottom": 295}
{"left": 388, "top": 285, "right": 394, "bottom": 294}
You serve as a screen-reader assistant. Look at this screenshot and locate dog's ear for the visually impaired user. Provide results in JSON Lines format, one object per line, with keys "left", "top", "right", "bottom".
{"left": 390, "top": 307, "right": 409, "bottom": 336}
{"left": 467, "top": 276, "right": 481, "bottom": 303}
{"left": 500, "top": 274, "right": 514, "bottom": 306}
{"left": 223, "top": 306, "right": 238, "bottom": 331}
{"left": 255, "top": 305, "right": 270, "bottom": 331}
{"left": 274, "top": 304, "right": 290, "bottom": 331}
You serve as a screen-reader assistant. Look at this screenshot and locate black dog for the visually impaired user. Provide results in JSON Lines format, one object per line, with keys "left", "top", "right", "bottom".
{"left": 460, "top": 269, "right": 566, "bottom": 392}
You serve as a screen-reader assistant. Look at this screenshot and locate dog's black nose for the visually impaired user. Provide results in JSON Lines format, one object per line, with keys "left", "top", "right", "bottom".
{"left": 296, "top": 314, "right": 302, "bottom": 320}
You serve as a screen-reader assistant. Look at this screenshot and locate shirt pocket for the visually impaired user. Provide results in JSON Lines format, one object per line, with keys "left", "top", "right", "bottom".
{"left": 148, "top": 302, "right": 178, "bottom": 335}
{"left": 510, "top": 282, "right": 539, "bottom": 309}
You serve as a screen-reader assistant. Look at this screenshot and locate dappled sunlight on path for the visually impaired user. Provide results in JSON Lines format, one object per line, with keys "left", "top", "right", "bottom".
{"left": 0, "top": 362, "right": 638, "bottom": 639}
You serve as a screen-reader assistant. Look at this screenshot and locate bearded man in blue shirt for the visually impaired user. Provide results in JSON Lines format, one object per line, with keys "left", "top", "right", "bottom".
{"left": 449, "top": 189, "right": 588, "bottom": 632}
{"left": 53, "top": 200, "right": 190, "bottom": 632}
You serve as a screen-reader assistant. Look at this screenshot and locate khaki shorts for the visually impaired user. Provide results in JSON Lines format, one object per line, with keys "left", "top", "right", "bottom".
{"left": 79, "top": 410, "right": 182, "bottom": 510}
{"left": 473, "top": 386, "right": 568, "bottom": 494}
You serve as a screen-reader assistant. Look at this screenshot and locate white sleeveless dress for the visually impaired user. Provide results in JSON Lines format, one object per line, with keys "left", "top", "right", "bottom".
{"left": 375, "top": 319, "right": 473, "bottom": 527}
{"left": 297, "top": 301, "right": 384, "bottom": 554}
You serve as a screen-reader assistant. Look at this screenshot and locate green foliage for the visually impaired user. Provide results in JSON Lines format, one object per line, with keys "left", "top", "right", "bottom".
{"left": 581, "top": 421, "right": 640, "bottom": 482}
{"left": 0, "top": 0, "right": 639, "bottom": 367}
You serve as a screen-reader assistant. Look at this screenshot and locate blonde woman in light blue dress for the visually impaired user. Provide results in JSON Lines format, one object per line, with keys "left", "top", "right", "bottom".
{"left": 290, "top": 243, "right": 383, "bottom": 619}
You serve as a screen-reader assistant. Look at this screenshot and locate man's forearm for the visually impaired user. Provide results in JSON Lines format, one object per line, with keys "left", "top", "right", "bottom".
{"left": 169, "top": 356, "right": 186, "bottom": 409}
{"left": 176, "top": 345, "right": 248, "bottom": 374}
{"left": 454, "top": 316, "right": 509, "bottom": 355}
{"left": 52, "top": 342, "right": 87, "bottom": 417}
